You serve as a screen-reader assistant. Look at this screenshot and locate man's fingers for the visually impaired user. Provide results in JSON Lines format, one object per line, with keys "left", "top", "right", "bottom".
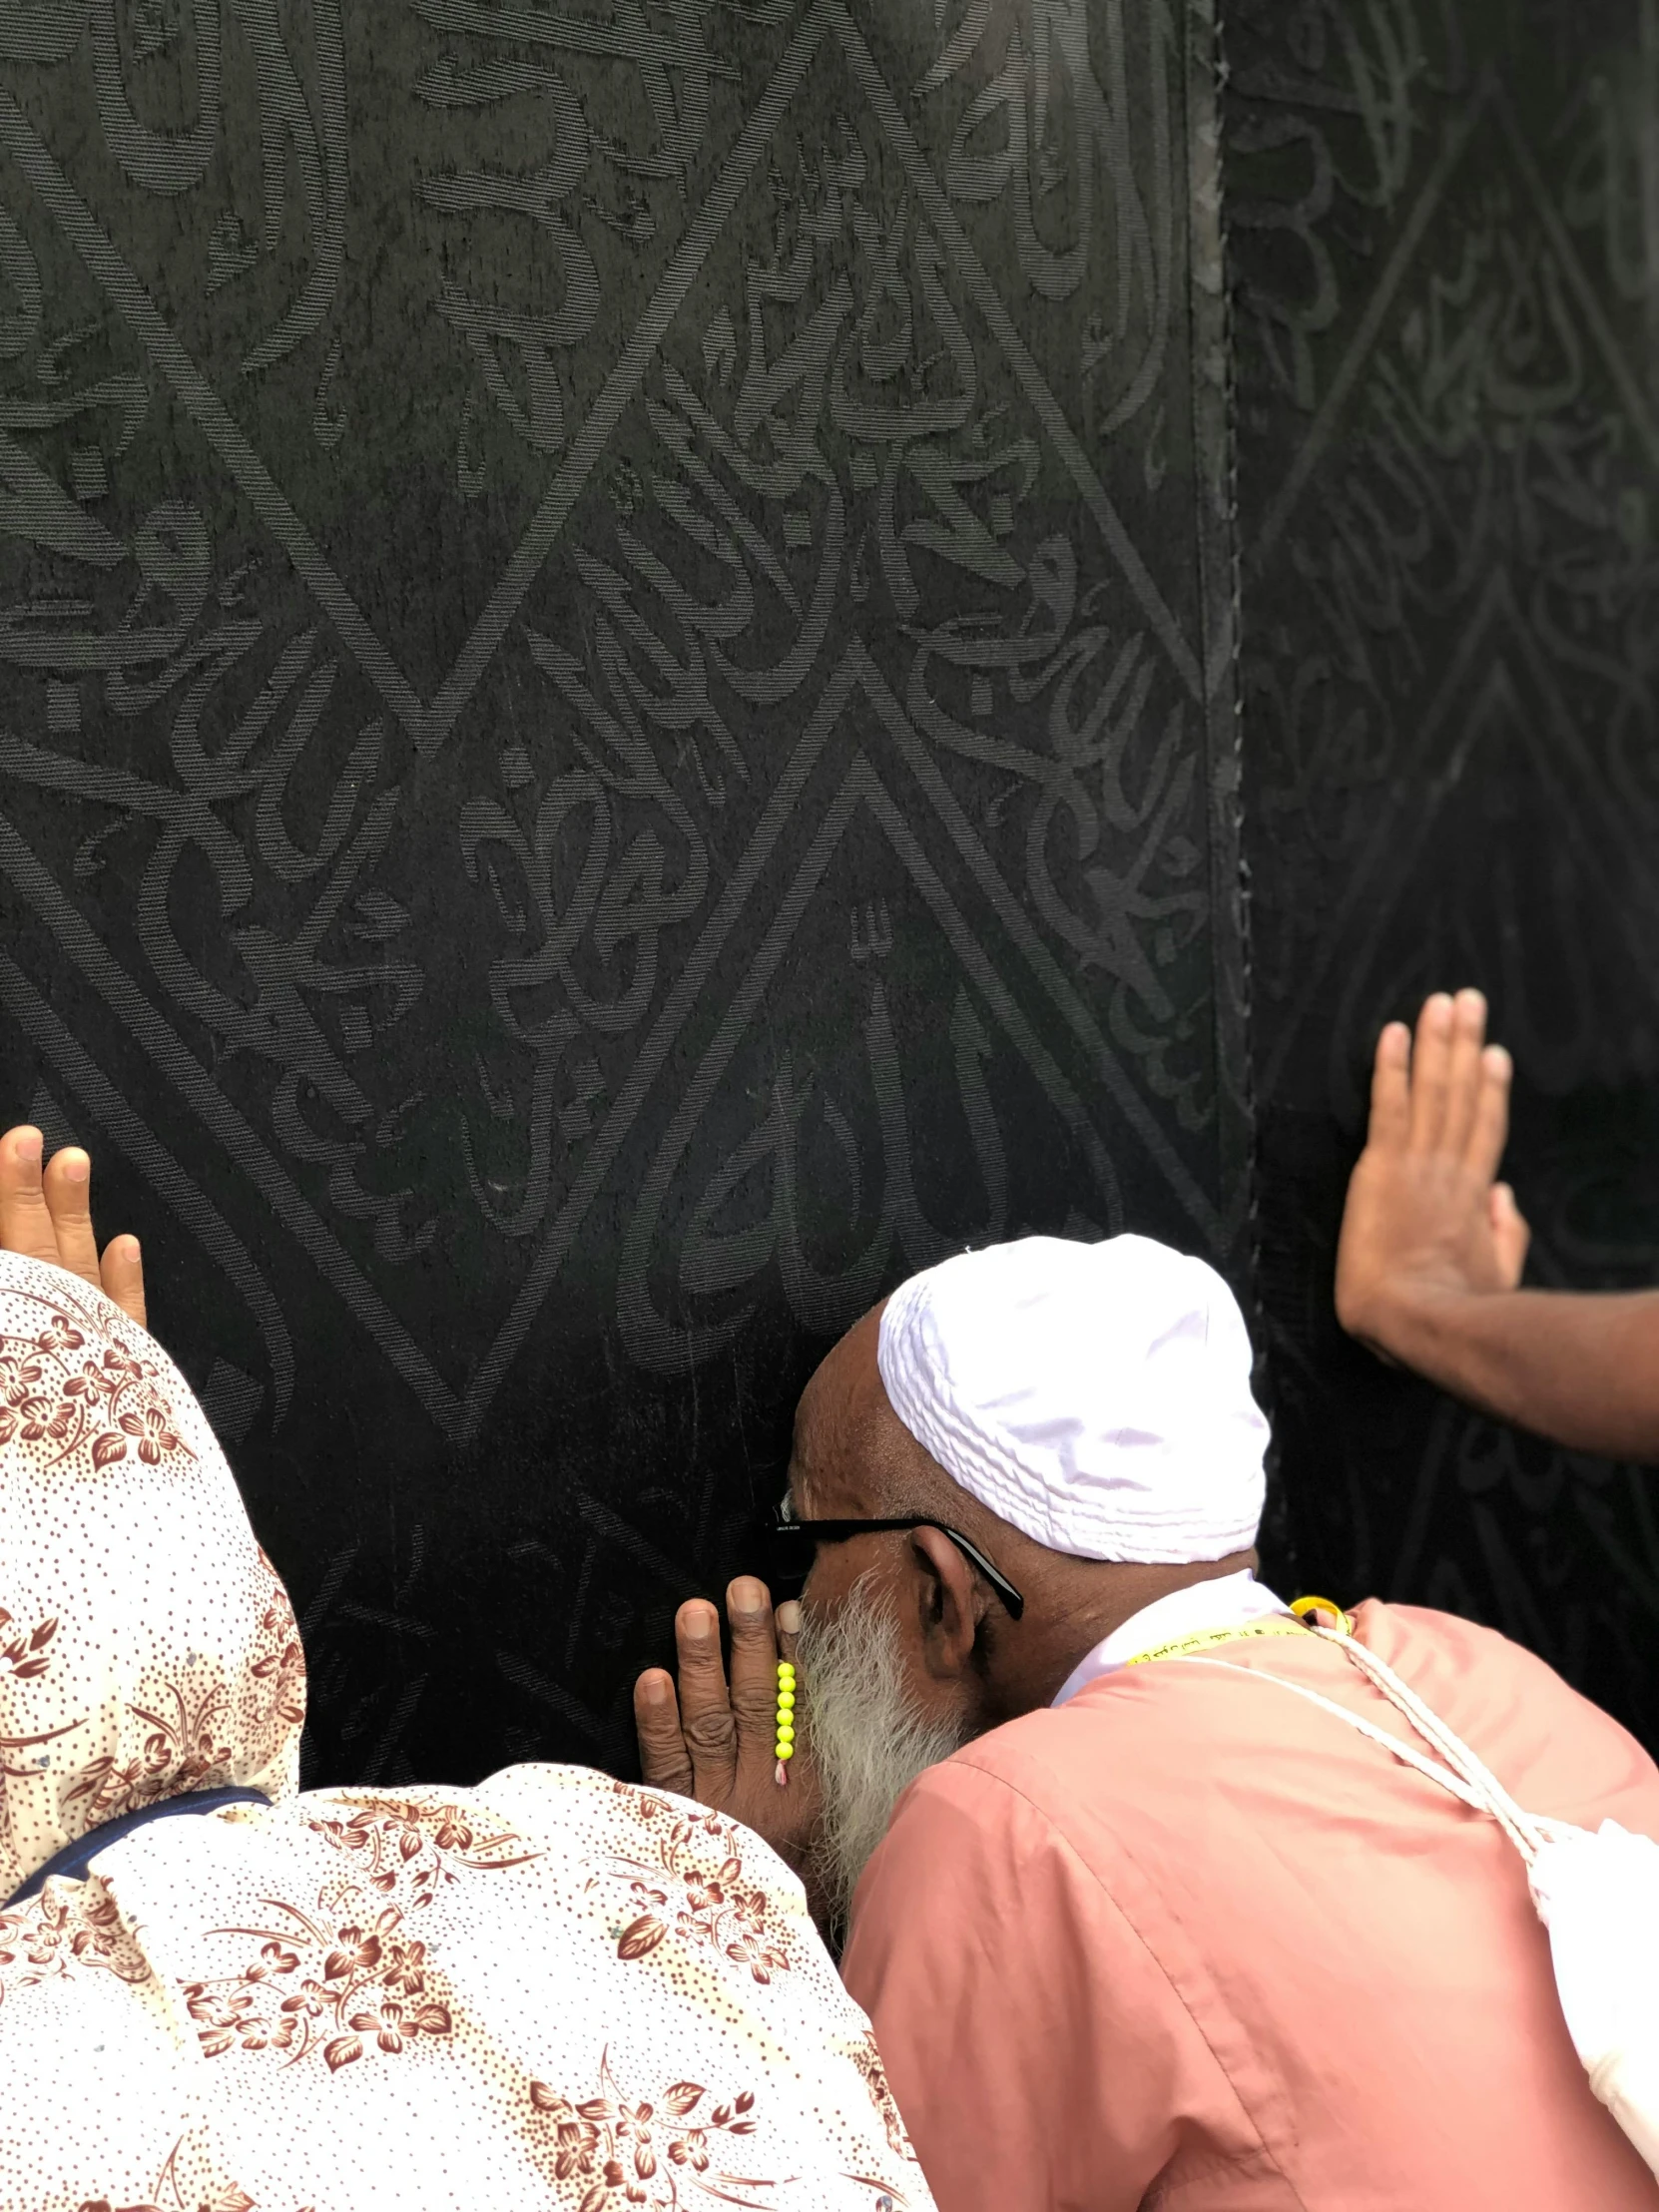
{"left": 1439, "top": 989, "right": 1489, "bottom": 1158}
{"left": 1368, "top": 1022, "right": 1412, "bottom": 1150}
{"left": 1406, "top": 993, "right": 1455, "bottom": 1151}
{"left": 634, "top": 1668, "right": 697, "bottom": 1798}
{"left": 99, "top": 1235, "right": 147, "bottom": 1330}
{"left": 0, "top": 1126, "right": 64, "bottom": 1269}
{"left": 726, "top": 1577, "right": 781, "bottom": 1762}
{"left": 1466, "top": 1042, "right": 1513, "bottom": 1182}
{"left": 41, "top": 1146, "right": 102, "bottom": 1289}
{"left": 674, "top": 1598, "right": 738, "bottom": 1800}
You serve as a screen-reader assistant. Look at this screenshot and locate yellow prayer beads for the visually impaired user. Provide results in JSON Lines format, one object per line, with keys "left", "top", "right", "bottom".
{"left": 775, "top": 1658, "right": 797, "bottom": 1782}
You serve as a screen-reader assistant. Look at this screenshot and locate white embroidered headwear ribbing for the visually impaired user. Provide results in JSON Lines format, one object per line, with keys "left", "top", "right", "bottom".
{"left": 876, "top": 1234, "right": 1268, "bottom": 1563}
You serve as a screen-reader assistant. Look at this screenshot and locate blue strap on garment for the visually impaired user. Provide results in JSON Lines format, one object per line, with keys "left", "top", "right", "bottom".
{"left": 5, "top": 1786, "right": 271, "bottom": 1907}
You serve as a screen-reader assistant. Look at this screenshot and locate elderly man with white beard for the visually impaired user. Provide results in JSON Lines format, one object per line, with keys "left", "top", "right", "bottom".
{"left": 634, "top": 1233, "right": 1659, "bottom": 2212}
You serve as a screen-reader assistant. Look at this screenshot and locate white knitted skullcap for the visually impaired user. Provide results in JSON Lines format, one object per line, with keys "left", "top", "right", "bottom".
{"left": 876, "top": 1234, "right": 1267, "bottom": 1563}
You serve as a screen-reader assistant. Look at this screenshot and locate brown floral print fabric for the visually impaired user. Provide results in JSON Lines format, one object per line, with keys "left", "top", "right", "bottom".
{"left": 0, "top": 1768, "right": 926, "bottom": 2210}
{"left": 0, "top": 1253, "right": 926, "bottom": 2212}
{"left": 0, "top": 1252, "right": 304, "bottom": 1899}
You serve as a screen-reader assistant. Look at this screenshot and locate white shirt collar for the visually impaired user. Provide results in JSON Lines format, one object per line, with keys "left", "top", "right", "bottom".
{"left": 1050, "top": 1569, "right": 1291, "bottom": 1708}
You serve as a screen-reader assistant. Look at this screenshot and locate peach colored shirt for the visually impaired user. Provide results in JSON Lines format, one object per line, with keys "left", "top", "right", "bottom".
{"left": 841, "top": 1601, "right": 1659, "bottom": 2210}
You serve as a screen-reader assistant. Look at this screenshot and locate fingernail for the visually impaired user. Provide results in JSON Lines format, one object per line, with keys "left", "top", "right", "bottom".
{"left": 640, "top": 1674, "right": 671, "bottom": 1705}
{"left": 776, "top": 1601, "right": 802, "bottom": 1635}
{"left": 61, "top": 1150, "right": 89, "bottom": 1183}
{"left": 1427, "top": 994, "right": 1452, "bottom": 1024}
{"left": 13, "top": 1127, "right": 40, "bottom": 1166}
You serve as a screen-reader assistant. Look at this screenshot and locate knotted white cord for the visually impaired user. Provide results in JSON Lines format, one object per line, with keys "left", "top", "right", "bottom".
{"left": 1312, "top": 1627, "right": 1572, "bottom": 1856}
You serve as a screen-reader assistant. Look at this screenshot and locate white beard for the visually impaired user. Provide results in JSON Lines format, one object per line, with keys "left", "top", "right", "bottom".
{"left": 796, "top": 1576, "right": 971, "bottom": 1939}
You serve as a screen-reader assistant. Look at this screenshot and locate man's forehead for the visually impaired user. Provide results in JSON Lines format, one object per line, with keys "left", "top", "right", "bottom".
{"left": 788, "top": 1313, "right": 887, "bottom": 1511}
{"left": 786, "top": 1380, "right": 862, "bottom": 1511}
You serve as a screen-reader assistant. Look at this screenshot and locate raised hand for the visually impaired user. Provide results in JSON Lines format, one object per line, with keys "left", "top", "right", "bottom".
{"left": 0, "top": 1125, "right": 147, "bottom": 1328}
{"left": 1336, "top": 989, "right": 1528, "bottom": 1362}
{"left": 634, "top": 1578, "right": 823, "bottom": 1878}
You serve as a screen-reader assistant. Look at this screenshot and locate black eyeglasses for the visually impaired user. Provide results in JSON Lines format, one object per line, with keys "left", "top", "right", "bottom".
{"left": 767, "top": 1516, "right": 1024, "bottom": 1621}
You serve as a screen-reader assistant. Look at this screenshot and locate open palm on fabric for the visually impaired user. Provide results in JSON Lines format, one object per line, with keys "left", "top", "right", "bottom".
{"left": 0, "top": 1123, "right": 147, "bottom": 1327}
{"left": 1336, "top": 989, "right": 1528, "bottom": 1358}
{"left": 1333, "top": 993, "right": 1659, "bottom": 1456}
{"left": 634, "top": 1579, "right": 823, "bottom": 1883}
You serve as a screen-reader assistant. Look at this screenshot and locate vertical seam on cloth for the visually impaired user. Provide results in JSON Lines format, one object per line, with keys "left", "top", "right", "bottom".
{"left": 1185, "top": 0, "right": 1253, "bottom": 1283}
{"left": 912, "top": 1759, "right": 1311, "bottom": 2211}
{"left": 1207, "top": 0, "right": 1284, "bottom": 1582}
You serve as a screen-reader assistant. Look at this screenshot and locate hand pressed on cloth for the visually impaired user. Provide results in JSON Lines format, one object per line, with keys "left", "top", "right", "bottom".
{"left": 635, "top": 1578, "right": 825, "bottom": 1898}
{"left": 0, "top": 1122, "right": 147, "bottom": 1327}
{"left": 1334, "top": 993, "right": 1659, "bottom": 1455}
{"left": 1336, "top": 988, "right": 1528, "bottom": 1362}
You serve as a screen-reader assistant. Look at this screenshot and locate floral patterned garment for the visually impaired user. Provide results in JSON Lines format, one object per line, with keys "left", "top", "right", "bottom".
{"left": 0, "top": 1253, "right": 929, "bottom": 2212}
{"left": 0, "top": 1251, "right": 303, "bottom": 1897}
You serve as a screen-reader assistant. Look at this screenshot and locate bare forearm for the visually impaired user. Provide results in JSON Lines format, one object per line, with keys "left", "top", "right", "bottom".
{"left": 1363, "top": 1286, "right": 1659, "bottom": 1458}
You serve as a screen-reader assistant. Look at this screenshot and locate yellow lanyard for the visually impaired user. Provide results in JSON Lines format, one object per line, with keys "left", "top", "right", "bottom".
{"left": 1123, "top": 1616, "right": 1312, "bottom": 1667}
{"left": 1124, "top": 1597, "right": 1352, "bottom": 1670}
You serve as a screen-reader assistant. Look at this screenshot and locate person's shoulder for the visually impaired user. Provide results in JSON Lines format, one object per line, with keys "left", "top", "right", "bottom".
{"left": 1354, "top": 1596, "right": 1659, "bottom": 1815}
{"left": 891, "top": 1695, "right": 1149, "bottom": 1839}
{"left": 1353, "top": 1594, "right": 1529, "bottom": 1657}
{"left": 1354, "top": 1596, "right": 1601, "bottom": 1702}
{"left": 910, "top": 1648, "right": 1291, "bottom": 1811}
{"left": 865, "top": 1722, "right": 1122, "bottom": 1918}
{"left": 872, "top": 1682, "right": 1267, "bottom": 1913}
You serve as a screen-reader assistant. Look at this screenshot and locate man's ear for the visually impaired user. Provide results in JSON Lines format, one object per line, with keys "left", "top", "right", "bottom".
{"left": 909, "top": 1525, "right": 986, "bottom": 1678}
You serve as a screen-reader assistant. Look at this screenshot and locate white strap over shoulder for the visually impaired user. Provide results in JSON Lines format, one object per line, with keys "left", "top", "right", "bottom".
{"left": 1170, "top": 1630, "right": 1659, "bottom": 2182}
